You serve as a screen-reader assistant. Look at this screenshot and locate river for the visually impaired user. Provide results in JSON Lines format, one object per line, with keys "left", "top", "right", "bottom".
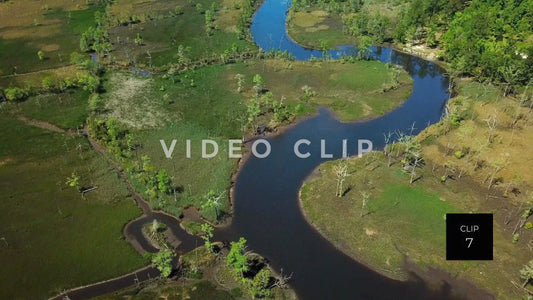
{"left": 53, "top": 0, "right": 492, "bottom": 299}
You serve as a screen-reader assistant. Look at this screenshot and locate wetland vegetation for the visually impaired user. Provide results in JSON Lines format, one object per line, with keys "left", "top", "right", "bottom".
{"left": 1, "top": 0, "right": 532, "bottom": 299}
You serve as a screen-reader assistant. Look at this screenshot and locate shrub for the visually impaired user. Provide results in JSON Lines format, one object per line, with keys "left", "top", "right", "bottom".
{"left": 4, "top": 87, "right": 27, "bottom": 101}
{"left": 77, "top": 73, "right": 100, "bottom": 92}
{"left": 88, "top": 93, "right": 105, "bottom": 112}
{"left": 513, "top": 233, "right": 520, "bottom": 243}
{"left": 248, "top": 268, "right": 272, "bottom": 298}
{"left": 449, "top": 113, "right": 462, "bottom": 126}
{"left": 42, "top": 76, "right": 55, "bottom": 91}
{"left": 454, "top": 150, "right": 465, "bottom": 159}
{"left": 37, "top": 50, "right": 45, "bottom": 61}
{"left": 151, "top": 249, "right": 175, "bottom": 277}
{"left": 525, "top": 222, "right": 533, "bottom": 229}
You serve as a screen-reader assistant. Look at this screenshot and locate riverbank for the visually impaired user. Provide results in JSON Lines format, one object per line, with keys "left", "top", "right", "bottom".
{"left": 97, "top": 244, "right": 297, "bottom": 300}
{"left": 298, "top": 76, "right": 533, "bottom": 299}
{"left": 0, "top": 106, "right": 147, "bottom": 299}
{"left": 285, "top": 4, "right": 446, "bottom": 68}
{"left": 100, "top": 56, "right": 413, "bottom": 223}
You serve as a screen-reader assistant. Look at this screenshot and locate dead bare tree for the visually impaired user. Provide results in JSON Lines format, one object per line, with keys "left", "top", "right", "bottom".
{"left": 409, "top": 152, "right": 423, "bottom": 184}
{"left": 484, "top": 114, "right": 497, "bottom": 144}
{"left": 334, "top": 161, "right": 349, "bottom": 198}
{"left": 360, "top": 191, "right": 371, "bottom": 217}
{"left": 487, "top": 156, "right": 508, "bottom": 189}
{"left": 384, "top": 132, "right": 394, "bottom": 167}
{"left": 272, "top": 268, "right": 293, "bottom": 289}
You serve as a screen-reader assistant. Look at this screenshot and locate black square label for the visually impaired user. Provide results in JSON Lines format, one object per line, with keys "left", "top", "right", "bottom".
{"left": 446, "top": 213, "right": 493, "bottom": 260}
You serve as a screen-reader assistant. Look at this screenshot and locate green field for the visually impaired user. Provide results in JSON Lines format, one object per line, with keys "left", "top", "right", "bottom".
{"left": 107, "top": 0, "right": 257, "bottom": 68}
{"left": 0, "top": 114, "right": 146, "bottom": 299}
{"left": 287, "top": 8, "right": 355, "bottom": 49}
{"left": 287, "top": 0, "right": 406, "bottom": 49}
{"left": 14, "top": 89, "right": 90, "bottom": 129}
{"left": 95, "top": 58, "right": 411, "bottom": 221}
{"left": 5, "top": 0, "right": 528, "bottom": 298}
{"left": 0, "top": 2, "right": 101, "bottom": 75}
{"left": 300, "top": 151, "right": 530, "bottom": 298}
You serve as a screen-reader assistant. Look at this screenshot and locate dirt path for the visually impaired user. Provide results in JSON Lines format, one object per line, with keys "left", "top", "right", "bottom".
{"left": 17, "top": 114, "right": 153, "bottom": 215}
{"left": 17, "top": 116, "right": 68, "bottom": 134}
{"left": 17, "top": 116, "right": 174, "bottom": 298}
{"left": 82, "top": 127, "right": 152, "bottom": 215}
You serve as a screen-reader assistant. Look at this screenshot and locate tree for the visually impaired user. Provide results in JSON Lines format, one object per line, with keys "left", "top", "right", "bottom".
{"left": 88, "top": 93, "right": 105, "bottom": 112}
{"left": 151, "top": 219, "right": 161, "bottom": 233}
{"left": 360, "top": 191, "right": 370, "bottom": 217}
{"left": 77, "top": 74, "right": 100, "bottom": 92}
{"left": 301, "top": 85, "right": 315, "bottom": 102}
{"left": 227, "top": 237, "right": 249, "bottom": 279}
{"left": 200, "top": 223, "right": 214, "bottom": 252}
{"left": 176, "top": 44, "right": 191, "bottom": 66}
{"left": 152, "top": 248, "right": 175, "bottom": 278}
{"left": 521, "top": 260, "right": 533, "bottom": 287}
{"left": 440, "top": 0, "right": 532, "bottom": 84}
{"left": 484, "top": 114, "right": 497, "bottom": 144}
{"left": 134, "top": 33, "right": 143, "bottom": 46}
{"left": 272, "top": 98, "right": 292, "bottom": 124}
{"left": 142, "top": 155, "right": 155, "bottom": 173}
{"left": 196, "top": 3, "right": 204, "bottom": 12}
{"left": 4, "top": 87, "right": 26, "bottom": 102}
{"left": 320, "top": 40, "right": 329, "bottom": 60}
{"left": 202, "top": 190, "right": 224, "bottom": 220}
{"left": 37, "top": 50, "right": 45, "bottom": 61}
{"left": 248, "top": 268, "right": 272, "bottom": 298}
{"left": 66, "top": 172, "right": 80, "bottom": 191}
{"left": 205, "top": 9, "right": 214, "bottom": 25}
{"left": 235, "top": 74, "right": 245, "bottom": 93}
{"left": 334, "top": 160, "right": 349, "bottom": 197}
{"left": 357, "top": 35, "right": 372, "bottom": 60}
{"left": 426, "top": 22, "right": 438, "bottom": 47}
{"left": 246, "top": 97, "right": 261, "bottom": 128}
{"left": 383, "top": 131, "right": 395, "bottom": 167}
{"left": 252, "top": 74, "right": 264, "bottom": 95}
{"left": 156, "top": 169, "right": 171, "bottom": 194}
{"left": 409, "top": 151, "right": 423, "bottom": 184}
{"left": 41, "top": 76, "right": 55, "bottom": 91}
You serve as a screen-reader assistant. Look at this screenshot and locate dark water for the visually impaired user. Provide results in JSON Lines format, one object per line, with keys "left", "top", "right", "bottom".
{"left": 215, "top": 0, "right": 463, "bottom": 299}
{"left": 55, "top": 0, "right": 482, "bottom": 299}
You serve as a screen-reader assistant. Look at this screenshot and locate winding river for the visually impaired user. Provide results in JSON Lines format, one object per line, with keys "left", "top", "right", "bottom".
{"left": 52, "top": 0, "right": 494, "bottom": 299}
{"left": 216, "top": 0, "right": 457, "bottom": 299}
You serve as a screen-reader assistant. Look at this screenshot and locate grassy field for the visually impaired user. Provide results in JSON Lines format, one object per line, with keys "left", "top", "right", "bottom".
{"left": 287, "top": 0, "right": 406, "bottom": 49}
{"left": 287, "top": 8, "right": 356, "bottom": 49}
{"left": 300, "top": 78, "right": 533, "bottom": 298}
{"left": 0, "top": 113, "right": 146, "bottom": 299}
{"left": 300, "top": 151, "right": 531, "bottom": 298}
{"left": 0, "top": 0, "right": 255, "bottom": 88}
{"left": 0, "top": 0, "right": 100, "bottom": 75}
{"left": 10, "top": 88, "right": 90, "bottom": 129}
{"left": 107, "top": 0, "right": 256, "bottom": 68}
{"left": 420, "top": 79, "right": 533, "bottom": 199}
{"left": 97, "top": 58, "right": 411, "bottom": 220}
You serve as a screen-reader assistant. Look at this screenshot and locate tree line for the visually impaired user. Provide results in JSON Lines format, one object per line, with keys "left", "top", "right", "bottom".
{"left": 307, "top": 0, "right": 532, "bottom": 90}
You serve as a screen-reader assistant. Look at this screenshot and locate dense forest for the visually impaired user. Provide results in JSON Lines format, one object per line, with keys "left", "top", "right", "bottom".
{"left": 292, "top": 0, "right": 533, "bottom": 89}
